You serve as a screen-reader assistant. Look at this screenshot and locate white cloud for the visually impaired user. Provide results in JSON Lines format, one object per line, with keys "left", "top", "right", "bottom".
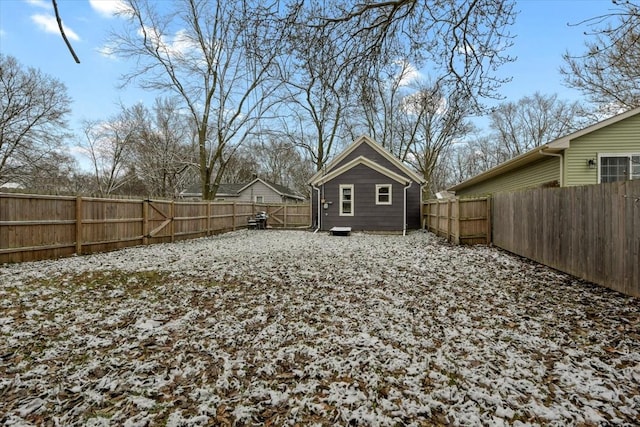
{"left": 171, "top": 29, "right": 196, "bottom": 56}
{"left": 401, "top": 90, "right": 447, "bottom": 116}
{"left": 138, "top": 26, "right": 199, "bottom": 60}
{"left": 96, "top": 44, "right": 117, "bottom": 59}
{"left": 394, "top": 60, "right": 421, "bottom": 87}
{"left": 98, "top": 26, "right": 199, "bottom": 61}
{"left": 89, "top": 0, "right": 133, "bottom": 18}
{"left": 31, "top": 14, "right": 80, "bottom": 41}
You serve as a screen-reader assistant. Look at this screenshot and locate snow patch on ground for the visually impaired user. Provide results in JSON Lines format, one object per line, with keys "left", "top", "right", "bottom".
{"left": 1, "top": 230, "right": 639, "bottom": 425}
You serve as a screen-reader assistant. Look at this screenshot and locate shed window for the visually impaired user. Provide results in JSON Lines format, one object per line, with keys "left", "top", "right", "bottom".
{"left": 599, "top": 154, "right": 640, "bottom": 183}
{"left": 340, "top": 184, "right": 354, "bottom": 216}
{"left": 376, "top": 184, "right": 392, "bottom": 205}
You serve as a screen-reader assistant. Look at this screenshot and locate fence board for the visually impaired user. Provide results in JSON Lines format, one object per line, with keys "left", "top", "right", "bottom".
{"left": 492, "top": 180, "right": 640, "bottom": 297}
{"left": 0, "top": 193, "right": 311, "bottom": 263}
{"left": 422, "top": 197, "right": 490, "bottom": 245}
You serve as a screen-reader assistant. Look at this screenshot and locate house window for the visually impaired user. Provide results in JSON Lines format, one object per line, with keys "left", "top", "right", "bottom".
{"left": 255, "top": 196, "right": 264, "bottom": 203}
{"left": 376, "top": 184, "right": 392, "bottom": 205}
{"left": 599, "top": 154, "right": 640, "bottom": 183}
{"left": 340, "top": 184, "right": 354, "bottom": 216}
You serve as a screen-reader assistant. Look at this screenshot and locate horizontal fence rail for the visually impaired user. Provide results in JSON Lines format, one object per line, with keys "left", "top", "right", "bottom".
{"left": 0, "top": 193, "right": 310, "bottom": 263}
{"left": 422, "top": 197, "right": 491, "bottom": 245}
{"left": 492, "top": 180, "right": 640, "bottom": 297}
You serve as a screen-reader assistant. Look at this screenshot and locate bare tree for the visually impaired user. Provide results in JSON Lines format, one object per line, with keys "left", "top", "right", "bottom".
{"left": 448, "top": 135, "right": 502, "bottom": 183}
{"left": 0, "top": 55, "right": 72, "bottom": 186}
{"left": 130, "top": 98, "right": 194, "bottom": 198}
{"left": 79, "top": 108, "right": 141, "bottom": 196}
{"left": 218, "top": 145, "right": 260, "bottom": 185}
{"left": 401, "top": 82, "right": 476, "bottom": 196}
{"left": 446, "top": 93, "right": 590, "bottom": 187}
{"left": 280, "top": 3, "right": 356, "bottom": 172}
{"left": 562, "top": 0, "right": 640, "bottom": 110}
{"left": 251, "top": 137, "right": 312, "bottom": 194}
{"left": 8, "top": 150, "right": 81, "bottom": 194}
{"left": 303, "top": 0, "right": 517, "bottom": 110}
{"left": 110, "top": 0, "right": 284, "bottom": 199}
{"left": 351, "top": 60, "right": 417, "bottom": 158}
{"left": 488, "top": 92, "right": 587, "bottom": 161}
{"left": 220, "top": 136, "right": 312, "bottom": 195}
{"left": 278, "top": 0, "right": 515, "bottom": 175}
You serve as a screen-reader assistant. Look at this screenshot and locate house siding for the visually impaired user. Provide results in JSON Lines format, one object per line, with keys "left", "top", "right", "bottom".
{"left": 564, "top": 113, "right": 640, "bottom": 186}
{"left": 455, "top": 157, "right": 561, "bottom": 197}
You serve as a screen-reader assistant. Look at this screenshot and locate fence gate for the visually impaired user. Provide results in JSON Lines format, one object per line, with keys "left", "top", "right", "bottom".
{"left": 267, "top": 205, "right": 284, "bottom": 227}
{"left": 146, "top": 200, "right": 174, "bottom": 241}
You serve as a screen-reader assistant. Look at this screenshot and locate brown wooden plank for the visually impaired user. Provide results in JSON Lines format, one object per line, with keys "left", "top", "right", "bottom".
{"left": 0, "top": 193, "right": 310, "bottom": 263}
{"left": 487, "top": 180, "right": 640, "bottom": 297}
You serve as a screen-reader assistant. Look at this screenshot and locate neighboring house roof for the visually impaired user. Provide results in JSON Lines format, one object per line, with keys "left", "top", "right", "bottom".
{"left": 181, "top": 178, "right": 305, "bottom": 200}
{"left": 238, "top": 178, "right": 306, "bottom": 201}
{"left": 449, "top": 106, "right": 640, "bottom": 193}
{"left": 216, "top": 183, "right": 246, "bottom": 197}
{"left": 308, "top": 135, "right": 426, "bottom": 185}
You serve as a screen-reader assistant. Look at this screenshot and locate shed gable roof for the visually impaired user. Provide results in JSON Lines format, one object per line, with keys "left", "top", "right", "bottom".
{"left": 308, "top": 135, "right": 425, "bottom": 185}
{"left": 311, "top": 156, "right": 412, "bottom": 186}
{"left": 449, "top": 106, "right": 640, "bottom": 192}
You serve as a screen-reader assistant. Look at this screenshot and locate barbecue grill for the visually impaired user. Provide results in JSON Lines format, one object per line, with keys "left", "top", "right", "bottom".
{"left": 248, "top": 211, "right": 268, "bottom": 229}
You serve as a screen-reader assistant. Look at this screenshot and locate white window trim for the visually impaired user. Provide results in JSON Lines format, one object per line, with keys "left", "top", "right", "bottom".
{"left": 339, "top": 184, "right": 354, "bottom": 216}
{"left": 597, "top": 153, "right": 640, "bottom": 183}
{"left": 375, "top": 184, "right": 392, "bottom": 205}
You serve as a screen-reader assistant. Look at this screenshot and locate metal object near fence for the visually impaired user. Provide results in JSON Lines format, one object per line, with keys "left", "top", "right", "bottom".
{"left": 247, "top": 211, "right": 268, "bottom": 229}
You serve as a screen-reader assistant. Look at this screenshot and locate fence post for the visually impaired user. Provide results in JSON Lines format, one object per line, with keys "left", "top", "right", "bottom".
{"left": 75, "top": 196, "right": 83, "bottom": 255}
{"left": 232, "top": 202, "right": 236, "bottom": 231}
{"left": 447, "top": 199, "right": 452, "bottom": 242}
{"left": 142, "top": 199, "right": 148, "bottom": 245}
{"left": 284, "top": 205, "right": 288, "bottom": 228}
{"left": 424, "top": 202, "right": 428, "bottom": 231}
{"left": 486, "top": 197, "right": 492, "bottom": 245}
{"left": 170, "top": 201, "right": 175, "bottom": 243}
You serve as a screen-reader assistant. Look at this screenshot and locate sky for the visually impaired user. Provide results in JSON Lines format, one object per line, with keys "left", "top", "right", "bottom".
{"left": 0, "top": 0, "right": 621, "bottom": 143}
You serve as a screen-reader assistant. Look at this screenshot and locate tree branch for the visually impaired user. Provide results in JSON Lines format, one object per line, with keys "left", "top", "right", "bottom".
{"left": 51, "top": 0, "right": 80, "bottom": 64}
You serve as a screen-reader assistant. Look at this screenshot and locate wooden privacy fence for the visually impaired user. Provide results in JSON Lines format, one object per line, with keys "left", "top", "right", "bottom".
{"left": 422, "top": 197, "right": 491, "bottom": 245}
{"left": 492, "top": 180, "right": 640, "bottom": 297}
{"left": 0, "top": 193, "right": 310, "bottom": 263}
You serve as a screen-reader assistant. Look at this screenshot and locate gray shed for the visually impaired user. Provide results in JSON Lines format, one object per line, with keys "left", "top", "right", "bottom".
{"left": 309, "top": 136, "right": 426, "bottom": 234}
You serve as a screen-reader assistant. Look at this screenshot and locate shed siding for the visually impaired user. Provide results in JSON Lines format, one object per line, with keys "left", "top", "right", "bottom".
{"left": 564, "top": 113, "right": 640, "bottom": 186}
{"left": 319, "top": 164, "right": 407, "bottom": 231}
{"left": 310, "top": 137, "right": 423, "bottom": 231}
{"left": 235, "top": 181, "right": 283, "bottom": 203}
{"left": 455, "top": 157, "right": 560, "bottom": 197}
{"left": 405, "top": 183, "right": 422, "bottom": 229}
